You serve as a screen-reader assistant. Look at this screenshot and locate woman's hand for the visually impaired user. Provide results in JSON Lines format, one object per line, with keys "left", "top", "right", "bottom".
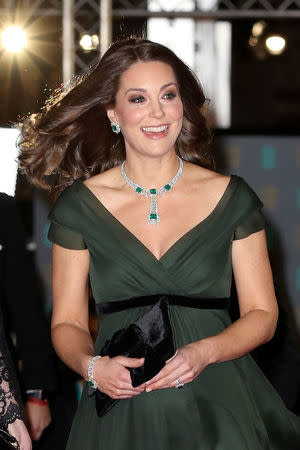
{"left": 94, "top": 356, "right": 146, "bottom": 399}
{"left": 8, "top": 418, "right": 32, "bottom": 450}
{"left": 25, "top": 401, "right": 52, "bottom": 441}
{"left": 145, "top": 341, "right": 210, "bottom": 392}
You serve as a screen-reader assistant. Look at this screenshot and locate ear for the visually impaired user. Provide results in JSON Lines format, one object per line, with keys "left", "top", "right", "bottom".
{"left": 106, "top": 108, "right": 118, "bottom": 123}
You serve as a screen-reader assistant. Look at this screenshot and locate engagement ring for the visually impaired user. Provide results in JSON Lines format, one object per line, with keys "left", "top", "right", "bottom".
{"left": 175, "top": 378, "right": 184, "bottom": 389}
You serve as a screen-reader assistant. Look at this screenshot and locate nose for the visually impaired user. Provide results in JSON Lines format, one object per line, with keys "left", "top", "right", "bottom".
{"left": 149, "top": 99, "right": 165, "bottom": 119}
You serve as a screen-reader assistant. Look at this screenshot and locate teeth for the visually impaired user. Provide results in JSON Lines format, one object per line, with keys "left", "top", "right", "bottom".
{"left": 142, "top": 125, "right": 168, "bottom": 132}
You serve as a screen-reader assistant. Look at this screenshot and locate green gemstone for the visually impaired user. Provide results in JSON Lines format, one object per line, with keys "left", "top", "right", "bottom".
{"left": 150, "top": 213, "right": 157, "bottom": 220}
{"left": 136, "top": 187, "right": 142, "bottom": 193}
{"left": 88, "top": 381, "right": 94, "bottom": 387}
{"left": 111, "top": 124, "right": 117, "bottom": 132}
{"left": 150, "top": 188, "right": 156, "bottom": 194}
{"left": 164, "top": 184, "right": 171, "bottom": 191}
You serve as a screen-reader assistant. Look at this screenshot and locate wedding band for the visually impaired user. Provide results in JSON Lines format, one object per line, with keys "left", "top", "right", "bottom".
{"left": 175, "top": 378, "right": 184, "bottom": 389}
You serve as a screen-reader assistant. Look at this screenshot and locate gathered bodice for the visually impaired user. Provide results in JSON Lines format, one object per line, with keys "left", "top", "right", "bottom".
{"left": 48, "top": 174, "right": 265, "bottom": 303}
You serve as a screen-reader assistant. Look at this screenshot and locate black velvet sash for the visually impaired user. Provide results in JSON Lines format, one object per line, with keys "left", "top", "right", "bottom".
{"left": 96, "top": 294, "right": 231, "bottom": 315}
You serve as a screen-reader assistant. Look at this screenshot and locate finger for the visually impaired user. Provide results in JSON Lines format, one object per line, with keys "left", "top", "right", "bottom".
{"left": 116, "top": 390, "right": 144, "bottom": 396}
{"left": 119, "top": 383, "right": 145, "bottom": 393}
{"left": 165, "top": 370, "right": 194, "bottom": 389}
{"left": 114, "top": 356, "right": 145, "bottom": 368}
{"left": 166, "top": 350, "right": 178, "bottom": 363}
{"left": 115, "top": 363, "right": 147, "bottom": 388}
{"left": 146, "top": 368, "right": 186, "bottom": 391}
{"left": 110, "top": 381, "right": 145, "bottom": 394}
{"left": 114, "top": 379, "right": 146, "bottom": 391}
{"left": 31, "top": 429, "right": 42, "bottom": 441}
{"left": 110, "top": 389, "right": 145, "bottom": 398}
{"left": 114, "top": 394, "right": 140, "bottom": 399}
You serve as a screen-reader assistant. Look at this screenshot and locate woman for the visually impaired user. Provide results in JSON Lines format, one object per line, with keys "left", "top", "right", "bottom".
{"left": 0, "top": 307, "right": 32, "bottom": 450}
{"left": 18, "top": 38, "right": 300, "bottom": 449}
{"left": 0, "top": 191, "right": 53, "bottom": 446}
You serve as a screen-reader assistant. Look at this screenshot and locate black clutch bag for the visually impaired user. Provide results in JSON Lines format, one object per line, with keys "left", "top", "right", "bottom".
{"left": 0, "top": 428, "right": 19, "bottom": 449}
{"left": 92, "top": 297, "right": 176, "bottom": 417}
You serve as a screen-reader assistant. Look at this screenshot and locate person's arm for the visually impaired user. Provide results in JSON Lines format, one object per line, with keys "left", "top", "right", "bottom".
{"left": 7, "top": 420, "right": 32, "bottom": 450}
{"left": 24, "top": 399, "right": 51, "bottom": 442}
{"left": 1, "top": 194, "right": 54, "bottom": 440}
{"left": 203, "top": 228, "right": 278, "bottom": 362}
{"left": 146, "top": 229, "right": 278, "bottom": 391}
{"left": 51, "top": 244, "right": 145, "bottom": 399}
{"left": 0, "top": 308, "right": 31, "bottom": 450}
{"left": 51, "top": 244, "right": 93, "bottom": 377}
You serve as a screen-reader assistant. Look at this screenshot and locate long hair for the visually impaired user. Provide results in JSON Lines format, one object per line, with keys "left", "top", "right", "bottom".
{"left": 18, "top": 37, "right": 214, "bottom": 193}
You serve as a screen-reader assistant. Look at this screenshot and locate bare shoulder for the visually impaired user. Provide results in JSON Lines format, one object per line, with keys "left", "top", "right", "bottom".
{"left": 83, "top": 165, "right": 121, "bottom": 192}
{"left": 184, "top": 162, "right": 231, "bottom": 199}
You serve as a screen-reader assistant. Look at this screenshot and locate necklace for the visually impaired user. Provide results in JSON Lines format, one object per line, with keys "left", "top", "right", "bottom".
{"left": 121, "top": 155, "right": 183, "bottom": 225}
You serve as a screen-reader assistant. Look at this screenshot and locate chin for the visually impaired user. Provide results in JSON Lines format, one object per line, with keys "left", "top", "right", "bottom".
{"left": 143, "top": 149, "right": 177, "bottom": 160}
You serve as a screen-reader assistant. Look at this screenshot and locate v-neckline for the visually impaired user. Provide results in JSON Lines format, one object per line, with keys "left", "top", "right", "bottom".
{"left": 75, "top": 175, "right": 237, "bottom": 264}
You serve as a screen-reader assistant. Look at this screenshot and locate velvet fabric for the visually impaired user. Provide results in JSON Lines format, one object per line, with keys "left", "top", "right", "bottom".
{"left": 94, "top": 298, "right": 175, "bottom": 417}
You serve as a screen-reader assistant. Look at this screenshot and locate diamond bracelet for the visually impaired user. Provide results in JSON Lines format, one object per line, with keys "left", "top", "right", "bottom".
{"left": 87, "top": 355, "right": 102, "bottom": 390}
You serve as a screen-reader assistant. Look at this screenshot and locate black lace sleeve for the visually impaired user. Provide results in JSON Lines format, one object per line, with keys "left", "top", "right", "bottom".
{"left": 0, "top": 310, "right": 23, "bottom": 429}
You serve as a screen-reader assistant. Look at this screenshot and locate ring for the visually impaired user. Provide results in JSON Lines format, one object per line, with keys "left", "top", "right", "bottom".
{"left": 174, "top": 378, "right": 184, "bottom": 389}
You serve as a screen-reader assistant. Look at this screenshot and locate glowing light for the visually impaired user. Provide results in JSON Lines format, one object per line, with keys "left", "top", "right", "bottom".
{"left": 265, "top": 35, "right": 286, "bottom": 55}
{"left": 79, "top": 34, "right": 99, "bottom": 52}
{"left": 249, "top": 36, "right": 258, "bottom": 47}
{"left": 1, "top": 26, "right": 27, "bottom": 53}
{"left": 252, "top": 21, "right": 266, "bottom": 37}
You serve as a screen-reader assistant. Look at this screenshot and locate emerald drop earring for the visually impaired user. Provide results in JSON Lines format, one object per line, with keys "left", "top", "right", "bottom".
{"left": 111, "top": 121, "right": 121, "bottom": 134}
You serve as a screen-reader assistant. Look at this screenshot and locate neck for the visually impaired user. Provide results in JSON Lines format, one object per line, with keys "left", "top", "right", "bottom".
{"left": 123, "top": 152, "right": 181, "bottom": 189}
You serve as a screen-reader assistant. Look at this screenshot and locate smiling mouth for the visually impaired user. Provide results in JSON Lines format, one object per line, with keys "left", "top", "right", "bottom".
{"left": 141, "top": 125, "right": 169, "bottom": 132}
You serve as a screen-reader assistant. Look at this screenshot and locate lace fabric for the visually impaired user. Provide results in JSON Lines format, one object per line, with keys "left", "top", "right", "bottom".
{"left": 0, "top": 312, "right": 23, "bottom": 429}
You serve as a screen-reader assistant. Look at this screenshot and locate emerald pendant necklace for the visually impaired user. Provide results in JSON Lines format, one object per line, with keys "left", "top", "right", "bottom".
{"left": 121, "top": 155, "right": 183, "bottom": 225}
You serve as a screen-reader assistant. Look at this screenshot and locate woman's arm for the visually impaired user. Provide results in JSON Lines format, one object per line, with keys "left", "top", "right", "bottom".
{"left": 0, "top": 308, "right": 31, "bottom": 449}
{"left": 51, "top": 244, "right": 145, "bottom": 399}
{"left": 203, "top": 228, "right": 278, "bottom": 364}
{"left": 146, "top": 229, "right": 279, "bottom": 391}
{"left": 7, "top": 420, "right": 32, "bottom": 450}
{"left": 51, "top": 244, "right": 93, "bottom": 379}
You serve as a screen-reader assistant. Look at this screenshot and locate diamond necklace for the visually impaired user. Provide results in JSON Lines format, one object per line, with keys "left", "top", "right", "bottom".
{"left": 121, "top": 155, "right": 184, "bottom": 225}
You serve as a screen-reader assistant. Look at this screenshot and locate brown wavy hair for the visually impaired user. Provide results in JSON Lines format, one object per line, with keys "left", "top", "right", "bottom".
{"left": 18, "top": 37, "right": 214, "bottom": 193}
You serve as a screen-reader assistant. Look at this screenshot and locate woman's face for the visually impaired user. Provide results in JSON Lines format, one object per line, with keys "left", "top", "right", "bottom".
{"left": 107, "top": 60, "right": 183, "bottom": 158}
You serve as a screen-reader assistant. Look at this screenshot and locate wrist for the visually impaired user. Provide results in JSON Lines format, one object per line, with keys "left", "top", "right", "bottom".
{"left": 87, "top": 356, "right": 102, "bottom": 390}
{"left": 27, "top": 397, "right": 49, "bottom": 407}
{"left": 81, "top": 355, "right": 95, "bottom": 381}
{"left": 196, "top": 337, "right": 218, "bottom": 366}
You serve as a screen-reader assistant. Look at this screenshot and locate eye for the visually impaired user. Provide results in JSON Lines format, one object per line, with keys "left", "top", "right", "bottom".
{"left": 162, "top": 91, "right": 176, "bottom": 100}
{"left": 129, "top": 95, "right": 145, "bottom": 103}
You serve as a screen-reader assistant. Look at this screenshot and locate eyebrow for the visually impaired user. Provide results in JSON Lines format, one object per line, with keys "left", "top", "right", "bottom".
{"left": 125, "top": 82, "right": 177, "bottom": 95}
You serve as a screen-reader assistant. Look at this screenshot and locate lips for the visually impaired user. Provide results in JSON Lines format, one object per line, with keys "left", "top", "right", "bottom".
{"left": 142, "top": 125, "right": 168, "bottom": 132}
{"left": 141, "top": 124, "right": 170, "bottom": 139}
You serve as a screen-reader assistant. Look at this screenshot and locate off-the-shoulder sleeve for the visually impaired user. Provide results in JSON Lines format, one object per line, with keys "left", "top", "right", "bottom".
{"left": 48, "top": 185, "right": 87, "bottom": 250}
{"left": 233, "top": 177, "right": 266, "bottom": 240}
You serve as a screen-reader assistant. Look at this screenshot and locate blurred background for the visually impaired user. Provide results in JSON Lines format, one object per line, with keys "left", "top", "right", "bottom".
{"left": 0, "top": 0, "right": 299, "bottom": 443}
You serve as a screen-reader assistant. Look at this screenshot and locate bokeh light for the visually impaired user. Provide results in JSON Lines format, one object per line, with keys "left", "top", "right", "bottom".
{"left": 79, "top": 34, "right": 99, "bottom": 52}
{"left": 1, "top": 26, "right": 27, "bottom": 53}
{"left": 252, "top": 21, "right": 266, "bottom": 37}
{"left": 265, "top": 35, "right": 286, "bottom": 55}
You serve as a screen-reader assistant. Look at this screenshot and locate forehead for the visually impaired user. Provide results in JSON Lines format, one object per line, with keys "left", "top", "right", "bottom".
{"left": 119, "top": 61, "right": 177, "bottom": 90}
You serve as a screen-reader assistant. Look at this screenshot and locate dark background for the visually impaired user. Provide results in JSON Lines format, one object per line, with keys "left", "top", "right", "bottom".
{"left": 231, "top": 19, "right": 300, "bottom": 133}
{"left": 1, "top": 14, "right": 299, "bottom": 133}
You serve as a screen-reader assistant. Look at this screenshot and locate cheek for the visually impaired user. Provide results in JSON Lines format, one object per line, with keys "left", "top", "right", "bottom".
{"left": 118, "top": 106, "right": 145, "bottom": 127}
{"left": 168, "top": 100, "right": 183, "bottom": 122}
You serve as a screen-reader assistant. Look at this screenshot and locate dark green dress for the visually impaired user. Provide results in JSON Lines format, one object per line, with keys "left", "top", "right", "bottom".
{"left": 48, "top": 174, "right": 300, "bottom": 450}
